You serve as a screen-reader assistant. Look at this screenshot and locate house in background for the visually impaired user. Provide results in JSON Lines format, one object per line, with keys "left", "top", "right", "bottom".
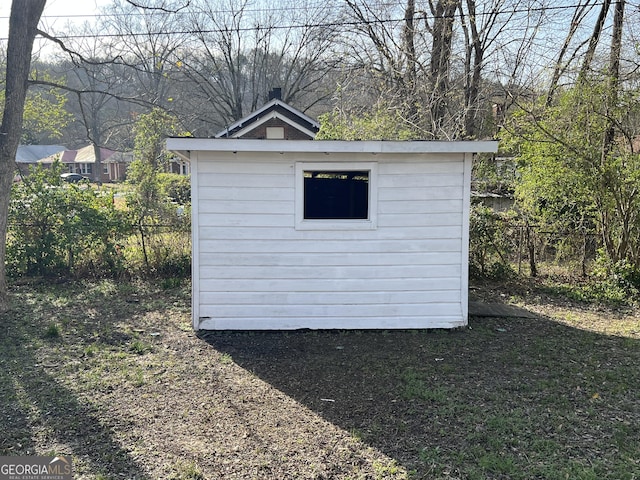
{"left": 39, "top": 145, "right": 132, "bottom": 183}
{"left": 102, "top": 150, "right": 134, "bottom": 182}
{"left": 15, "top": 144, "right": 66, "bottom": 178}
{"left": 168, "top": 155, "right": 191, "bottom": 175}
{"left": 215, "top": 88, "right": 320, "bottom": 140}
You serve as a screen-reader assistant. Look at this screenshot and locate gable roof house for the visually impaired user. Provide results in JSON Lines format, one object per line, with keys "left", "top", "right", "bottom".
{"left": 39, "top": 145, "right": 132, "bottom": 183}
{"left": 168, "top": 95, "right": 498, "bottom": 331}
{"left": 15, "top": 145, "right": 66, "bottom": 178}
{"left": 216, "top": 88, "right": 320, "bottom": 140}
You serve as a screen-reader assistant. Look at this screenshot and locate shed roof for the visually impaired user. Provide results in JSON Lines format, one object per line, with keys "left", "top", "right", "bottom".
{"left": 167, "top": 138, "right": 499, "bottom": 161}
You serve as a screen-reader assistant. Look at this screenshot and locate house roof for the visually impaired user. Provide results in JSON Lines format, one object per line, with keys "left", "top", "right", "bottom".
{"left": 215, "top": 99, "right": 320, "bottom": 139}
{"left": 38, "top": 145, "right": 130, "bottom": 164}
{"left": 74, "top": 145, "right": 117, "bottom": 163}
{"left": 16, "top": 145, "right": 66, "bottom": 163}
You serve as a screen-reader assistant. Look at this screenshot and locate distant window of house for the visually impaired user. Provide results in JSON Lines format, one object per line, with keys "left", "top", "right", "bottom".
{"left": 103, "top": 165, "right": 109, "bottom": 174}
{"left": 295, "top": 162, "right": 377, "bottom": 230}
{"left": 266, "top": 126, "right": 285, "bottom": 139}
{"left": 78, "top": 163, "right": 92, "bottom": 175}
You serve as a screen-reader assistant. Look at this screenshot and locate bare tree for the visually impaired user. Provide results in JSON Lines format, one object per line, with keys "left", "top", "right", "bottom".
{"left": 579, "top": 0, "right": 613, "bottom": 81}
{"left": 601, "top": 0, "right": 625, "bottom": 159}
{"left": 427, "top": 0, "right": 458, "bottom": 137}
{"left": 458, "top": 0, "right": 527, "bottom": 138}
{"left": 172, "top": 0, "right": 338, "bottom": 133}
{"left": 341, "top": 0, "right": 427, "bottom": 129}
{"left": 99, "top": 0, "right": 191, "bottom": 107}
{"left": 0, "top": 0, "right": 47, "bottom": 313}
{"left": 545, "top": 0, "right": 599, "bottom": 105}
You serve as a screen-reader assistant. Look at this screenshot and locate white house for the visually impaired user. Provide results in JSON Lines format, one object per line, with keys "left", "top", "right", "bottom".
{"left": 167, "top": 138, "right": 498, "bottom": 330}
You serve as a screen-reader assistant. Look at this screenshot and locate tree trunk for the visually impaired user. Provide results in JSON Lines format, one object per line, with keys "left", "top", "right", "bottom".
{"left": 402, "top": 0, "right": 418, "bottom": 123}
{"left": 546, "top": 1, "right": 596, "bottom": 106}
{"left": 526, "top": 223, "right": 537, "bottom": 277}
{"left": 429, "top": 0, "right": 458, "bottom": 138}
{"left": 461, "top": 0, "right": 483, "bottom": 139}
{"left": 578, "top": 0, "right": 612, "bottom": 81}
{"left": 92, "top": 142, "right": 103, "bottom": 183}
{"left": 601, "top": 0, "right": 624, "bottom": 160}
{"left": 0, "top": 0, "right": 47, "bottom": 313}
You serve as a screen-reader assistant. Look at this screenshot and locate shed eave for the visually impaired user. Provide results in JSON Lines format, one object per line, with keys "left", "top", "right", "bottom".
{"left": 171, "top": 149, "right": 192, "bottom": 162}
{"left": 166, "top": 138, "right": 499, "bottom": 155}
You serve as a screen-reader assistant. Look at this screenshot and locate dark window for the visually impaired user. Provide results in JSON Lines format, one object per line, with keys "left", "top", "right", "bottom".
{"left": 303, "top": 170, "right": 369, "bottom": 219}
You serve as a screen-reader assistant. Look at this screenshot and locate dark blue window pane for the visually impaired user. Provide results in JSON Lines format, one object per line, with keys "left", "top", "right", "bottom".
{"left": 304, "top": 171, "right": 369, "bottom": 219}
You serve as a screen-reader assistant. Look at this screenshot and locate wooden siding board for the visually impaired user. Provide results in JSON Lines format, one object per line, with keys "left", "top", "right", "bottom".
{"left": 199, "top": 228, "right": 463, "bottom": 243}
{"left": 378, "top": 186, "right": 463, "bottom": 201}
{"left": 199, "top": 187, "right": 294, "bottom": 202}
{"left": 378, "top": 173, "right": 463, "bottom": 188}
{"left": 198, "top": 316, "right": 466, "bottom": 330}
{"left": 378, "top": 160, "right": 463, "bottom": 174}
{"left": 377, "top": 213, "right": 462, "bottom": 228}
{"left": 200, "top": 290, "right": 461, "bottom": 305}
{"left": 198, "top": 252, "right": 461, "bottom": 267}
{"left": 378, "top": 199, "right": 463, "bottom": 214}
{"left": 199, "top": 238, "right": 462, "bottom": 254}
{"left": 198, "top": 160, "right": 295, "bottom": 175}
{"left": 198, "top": 213, "right": 294, "bottom": 228}
{"left": 200, "top": 303, "right": 463, "bottom": 319}
{"left": 199, "top": 172, "right": 293, "bottom": 188}
{"left": 199, "top": 199, "right": 293, "bottom": 215}
{"left": 198, "top": 277, "right": 461, "bottom": 293}
{"left": 199, "top": 264, "right": 461, "bottom": 280}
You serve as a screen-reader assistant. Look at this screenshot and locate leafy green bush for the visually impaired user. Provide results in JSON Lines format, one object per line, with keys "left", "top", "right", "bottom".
{"left": 591, "top": 249, "right": 640, "bottom": 297}
{"left": 469, "top": 204, "right": 516, "bottom": 279}
{"left": 158, "top": 172, "right": 190, "bottom": 205}
{"left": 8, "top": 163, "right": 130, "bottom": 278}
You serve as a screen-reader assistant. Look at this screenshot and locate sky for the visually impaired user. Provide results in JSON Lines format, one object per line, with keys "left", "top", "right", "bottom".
{"left": 0, "top": 0, "right": 108, "bottom": 42}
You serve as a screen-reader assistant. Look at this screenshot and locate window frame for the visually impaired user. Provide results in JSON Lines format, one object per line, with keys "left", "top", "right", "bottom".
{"left": 266, "top": 126, "right": 285, "bottom": 139}
{"left": 295, "top": 161, "right": 378, "bottom": 230}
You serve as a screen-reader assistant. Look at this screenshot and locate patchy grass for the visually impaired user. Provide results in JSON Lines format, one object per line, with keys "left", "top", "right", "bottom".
{"left": 0, "top": 278, "right": 639, "bottom": 479}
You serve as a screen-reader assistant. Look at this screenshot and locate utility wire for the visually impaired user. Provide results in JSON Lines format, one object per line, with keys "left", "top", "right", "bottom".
{"left": 0, "top": 1, "right": 636, "bottom": 41}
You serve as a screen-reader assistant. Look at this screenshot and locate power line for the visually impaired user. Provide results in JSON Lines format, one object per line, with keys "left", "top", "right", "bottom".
{"left": 0, "top": 1, "right": 636, "bottom": 42}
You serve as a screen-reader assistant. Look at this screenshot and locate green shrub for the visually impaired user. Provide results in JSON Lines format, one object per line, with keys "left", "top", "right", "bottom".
{"left": 469, "top": 204, "right": 516, "bottom": 279}
{"left": 589, "top": 249, "right": 640, "bottom": 300}
{"left": 158, "top": 172, "right": 190, "bottom": 205}
{"left": 8, "top": 163, "right": 130, "bottom": 278}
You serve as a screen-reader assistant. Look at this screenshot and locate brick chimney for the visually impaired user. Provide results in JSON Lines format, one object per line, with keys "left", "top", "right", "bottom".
{"left": 268, "top": 87, "right": 282, "bottom": 101}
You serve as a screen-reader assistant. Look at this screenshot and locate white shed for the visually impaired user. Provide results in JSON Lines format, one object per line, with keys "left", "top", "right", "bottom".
{"left": 167, "top": 138, "right": 499, "bottom": 330}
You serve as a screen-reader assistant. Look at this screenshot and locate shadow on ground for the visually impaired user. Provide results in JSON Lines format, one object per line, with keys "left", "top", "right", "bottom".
{"left": 201, "top": 309, "right": 640, "bottom": 477}
{"left": 0, "top": 288, "right": 151, "bottom": 479}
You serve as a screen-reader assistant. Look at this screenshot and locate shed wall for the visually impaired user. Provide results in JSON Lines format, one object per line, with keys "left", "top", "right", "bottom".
{"left": 194, "top": 151, "right": 468, "bottom": 330}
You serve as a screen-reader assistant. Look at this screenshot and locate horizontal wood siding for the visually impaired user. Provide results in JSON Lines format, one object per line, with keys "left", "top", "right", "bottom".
{"left": 195, "top": 152, "right": 466, "bottom": 329}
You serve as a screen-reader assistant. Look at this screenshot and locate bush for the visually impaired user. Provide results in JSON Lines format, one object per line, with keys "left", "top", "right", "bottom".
{"left": 469, "top": 204, "right": 516, "bottom": 279}
{"left": 591, "top": 250, "right": 640, "bottom": 296}
{"left": 8, "top": 164, "right": 130, "bottom": 278}
{"left": 158, "top": 173, "right": 190, "bottom": 205}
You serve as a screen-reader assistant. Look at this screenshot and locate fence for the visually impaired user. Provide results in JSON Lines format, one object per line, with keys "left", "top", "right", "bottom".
{"left": 469, "top": 207, "right": 600, "bottom": 278}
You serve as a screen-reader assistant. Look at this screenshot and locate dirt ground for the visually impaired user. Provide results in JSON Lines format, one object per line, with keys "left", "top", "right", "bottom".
{"left": 1, "top": 278, "right": 639, "bottom": 479}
